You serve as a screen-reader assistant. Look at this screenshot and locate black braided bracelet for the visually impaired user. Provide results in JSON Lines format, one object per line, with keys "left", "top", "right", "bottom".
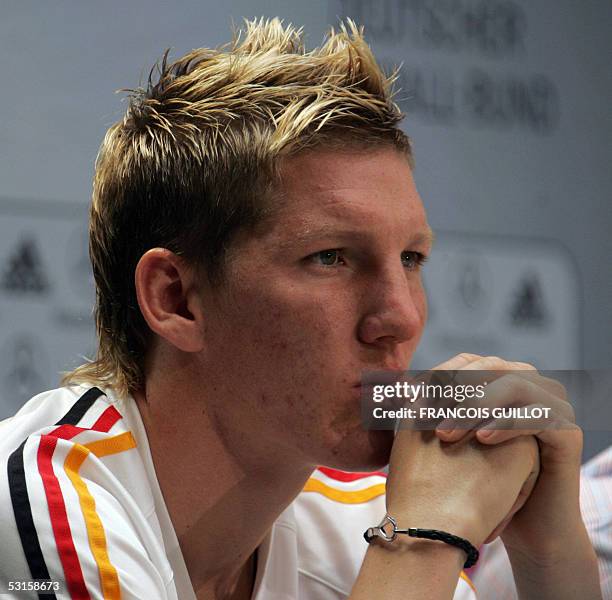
{"left": 363, "top": 515, "right": 479, "bottom": 569}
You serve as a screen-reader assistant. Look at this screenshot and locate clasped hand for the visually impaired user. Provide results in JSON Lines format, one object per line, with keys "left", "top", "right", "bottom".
{"left": 386, "top": 352, "right": 582, "bottom": 561}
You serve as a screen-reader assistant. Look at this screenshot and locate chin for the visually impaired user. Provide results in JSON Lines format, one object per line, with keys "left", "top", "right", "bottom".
{"left": 319, "top": 430, "right": 394, "bottom": 472}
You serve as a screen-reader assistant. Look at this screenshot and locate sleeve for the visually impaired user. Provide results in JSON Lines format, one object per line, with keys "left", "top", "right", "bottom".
{"left": 3, "top": 429, "right": 173, "bottom": 600}
{"left": 580, "top": 447, "right": 612, "bottom": 598}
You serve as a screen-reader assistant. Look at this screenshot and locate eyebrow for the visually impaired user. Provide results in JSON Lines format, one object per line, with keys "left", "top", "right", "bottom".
{"left": 277, "top": 226, "right": 436, "bottom": 250}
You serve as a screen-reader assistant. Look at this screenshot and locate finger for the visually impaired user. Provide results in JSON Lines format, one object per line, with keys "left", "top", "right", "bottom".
{"left": 402, "top": 359, "right": 481, "bottom": 428}
{"left": 435, "top": 375, "right": 573, "bottom": 441}
{"left": 424, "top": 358, "right": 571, "bottom": 436}
{"left": 476, "top": 421, "right": 583, "bottom": 466}
{"left": 437, "top": 356, "right": 565, "bottom": 402}
{"left": 453, "top": 356, "right": 537, "bottom": 390}
{"left": 458, "top": 359, "right": 570, "bottom": 408}
{"left": 461, "top": 356, "right": 537, "bottom": 372}
{"left": 462, "top": 356, "right": 567, "bottom": 408}
{"left": 410, "top": 355, "right": 494, "bottom": 429}
{"left": 431, "top": 353, "right": 483, "bottom": 370}
{"left": 474, "top": 401, "right": 572, "bottom": 440}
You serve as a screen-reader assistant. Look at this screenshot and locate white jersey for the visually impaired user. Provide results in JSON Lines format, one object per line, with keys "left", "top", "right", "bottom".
{"left": 0, "top": 386, "right": 477, "bottom": 599}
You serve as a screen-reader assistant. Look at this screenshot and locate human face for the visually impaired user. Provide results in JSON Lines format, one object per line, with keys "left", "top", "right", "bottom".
{"left": 196, "top": 147, "right": 431, "bottom": 470}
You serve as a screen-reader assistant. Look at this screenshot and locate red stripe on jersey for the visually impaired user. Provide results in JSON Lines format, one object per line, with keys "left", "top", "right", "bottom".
{"left": 91, "top": 406, "right": 122, "bottom": 432}
{"left": 38, "top": 435, "right": 90, "bottom": 599}
{"left": 35, "top": 406, "right": 123, "bottom": 599}
{"left": 49, "top": 406, "right": 122, "bottom": 442}
{"left": 317, "top": 466, "right": 387, "bottom": 482}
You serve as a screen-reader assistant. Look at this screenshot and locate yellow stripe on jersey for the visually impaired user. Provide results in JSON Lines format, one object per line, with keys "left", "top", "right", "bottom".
{"left": 83, "top": 431, "right": 136, "bottom": 457}
{"left": 460, "top": 570, "right": 477, "bottom": 594}
{"left": 64, "top": 432, "right": 137, "bottom": 600}
{"left": 303, "top": 477, "right": 386, "bottom": 504}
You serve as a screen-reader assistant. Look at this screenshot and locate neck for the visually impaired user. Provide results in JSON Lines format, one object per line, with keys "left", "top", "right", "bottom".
{"left": 133, "top": 380, "right": 314, "bottom": 599}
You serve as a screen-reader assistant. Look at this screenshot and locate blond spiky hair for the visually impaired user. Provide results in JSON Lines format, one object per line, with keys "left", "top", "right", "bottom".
{"left": 62, "top": 17, "right": 412, "bottom": 397}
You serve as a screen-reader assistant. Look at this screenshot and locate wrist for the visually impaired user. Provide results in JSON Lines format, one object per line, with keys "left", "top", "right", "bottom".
{"left": 352, "top": 534, "right": 466, "bottom": 600}
{"left": 388, "top": 505, "right": 485, "bottom": 548}
{"left": 502, "top": 521, "right": 594, "bottom": 569}
{"left": 368, "top": 514, "right": 481, "bottom": 568}
{"left": 368, "top": 533, "right": 465, "bottom": 564}
{"left": 502, "top": 528, "right": 602, "bottom": 600}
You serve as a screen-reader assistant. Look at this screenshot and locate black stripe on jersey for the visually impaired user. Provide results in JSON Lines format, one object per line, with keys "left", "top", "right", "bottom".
{"left": 7, "top": 440, "right": 52, "bottom": 589}
{"left": 6, "top": 387, "right": 105, "bottom": 599}
{"left": 55, "top": 387, "right": 105, "bottom": 426}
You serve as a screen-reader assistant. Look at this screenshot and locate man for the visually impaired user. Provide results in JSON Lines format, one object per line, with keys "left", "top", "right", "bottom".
{"left": 0, "top": 18, "right": 602, "bottom": 599}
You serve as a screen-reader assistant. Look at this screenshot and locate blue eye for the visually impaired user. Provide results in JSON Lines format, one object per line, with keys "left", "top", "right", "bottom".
{"left": 307, "top": 250, "right": 427, "bottom": 270}
{"left": 314, "top": 250, "right": 343, "bottom": 266}
{"left": 401, "top": 251, "right": 428, "bottom": 270}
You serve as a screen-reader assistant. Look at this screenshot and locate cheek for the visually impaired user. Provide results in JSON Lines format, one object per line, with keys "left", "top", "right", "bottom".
{"left": 256, "top": 297, "right": 339, "bottom": 363}
{"left": 222, "top": 284, "right": 349, "bottom": 376}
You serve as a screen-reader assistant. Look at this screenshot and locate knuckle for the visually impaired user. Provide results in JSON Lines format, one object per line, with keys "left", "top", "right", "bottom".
{"left": 457, "top": 352, "right": 480, "bottom": 362}
{"left": 480, "top": 356, "right": 503, "bottom": 370}
{"left": 512, "top": 361, "right": 538, "bottom": 371}
{"left": 548, "top": 378, "right": 568, "bottom": 400}
{"left": 503, "top": 373, "right": 530, "bottom": 397}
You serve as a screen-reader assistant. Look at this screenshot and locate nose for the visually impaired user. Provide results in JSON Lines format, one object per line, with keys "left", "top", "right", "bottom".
{"left": 357, "top": 267, "right": 425, "bottom": 348}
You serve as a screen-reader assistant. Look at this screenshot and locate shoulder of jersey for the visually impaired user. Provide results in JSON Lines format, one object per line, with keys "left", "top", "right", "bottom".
{"left": 0, "top": 385, "right": 120, "bottom": 445}
{"left": 1, "top": 386, "right": 139, "bottom": 599}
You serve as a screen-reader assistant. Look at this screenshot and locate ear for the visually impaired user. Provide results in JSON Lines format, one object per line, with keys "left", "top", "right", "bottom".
{"left": 135, "top": 248, "right": 205, "bottom": 353}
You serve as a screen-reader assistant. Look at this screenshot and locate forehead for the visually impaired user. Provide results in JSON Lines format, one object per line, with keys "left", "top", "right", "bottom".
{"left": 265, "top": 147, "right": 430, "bottom": 242}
